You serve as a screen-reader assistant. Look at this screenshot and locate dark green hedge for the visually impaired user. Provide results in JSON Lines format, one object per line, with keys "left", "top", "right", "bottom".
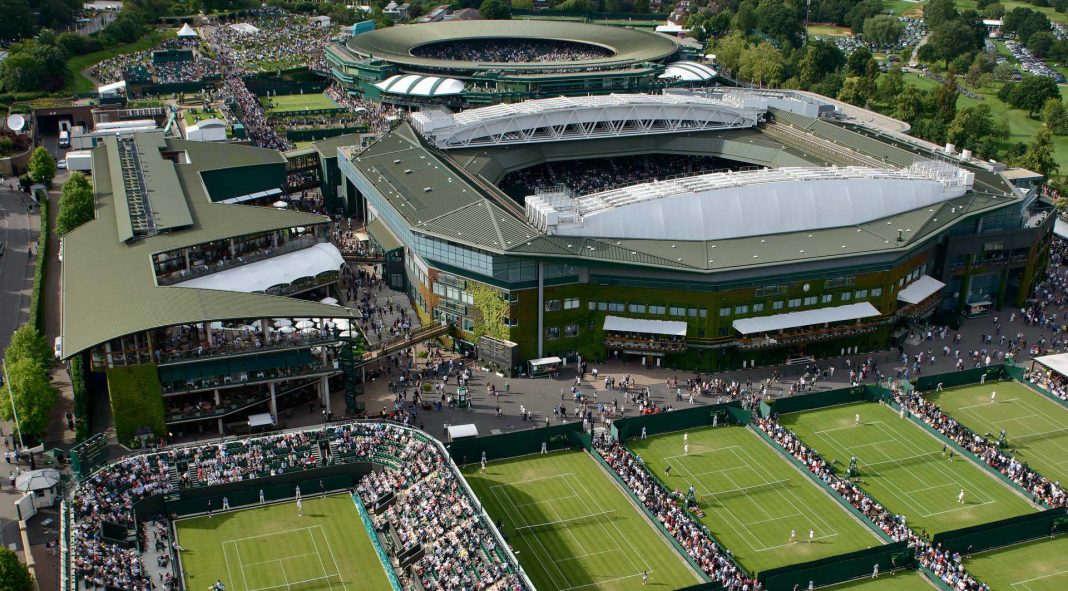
{"left": 70, "top": 355, "right": 92, "bottom": 442}
{"left": 105, "top": 365, "right": 165, "bottom": 446}
{"left": 29, "top": 192, "right": 49, "bottom": 332}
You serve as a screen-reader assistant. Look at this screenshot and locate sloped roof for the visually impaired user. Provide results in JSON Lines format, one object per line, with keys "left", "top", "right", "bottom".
{"left": 375, "top": 74, "right": 465, "bottom": 96}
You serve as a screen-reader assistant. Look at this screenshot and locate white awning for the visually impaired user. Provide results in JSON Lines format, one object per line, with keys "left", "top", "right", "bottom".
{"left": 732, "top": 302, "right": 882, "bottom": 335}
{"left": 248, "top": 413, "right": 275, "bottom": 428}
{"left": 1035, "top": 353, "right": 1068, "bottom": 377}
{"left": 174, "top": 242, "right": 345, "bottom": 293}
{"left": 1055, "top": 219, "right": 1068, "bottom": 240}
{"left": 375, "top": 74, "right": 465, "bottom": 96}
{"left": 603, "top": 315, "right": 687, "bottom": 337}
{"left": 98, "top": 80, "right": 126, "bottom": 95}
{"left": 659, "top": 61, "right": 717, "bottom": 81}
{"left": 897, "top": 275, "right": 946, "bottom": 304}
{"left": 177, "top": 23, "right": 198, "bottom": 37}
{"left": 529, "top": 356, "right": 562, "bottom": 367}
{"left": 221, "top": 187, "right": 283, "bottom": 204}
{"left": 447, "top": 424, "right": 478, "bottom": 440}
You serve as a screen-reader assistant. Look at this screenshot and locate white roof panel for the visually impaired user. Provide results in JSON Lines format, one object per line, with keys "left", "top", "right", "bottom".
{"left": 1035, "top": 353, "right": 1068, "bottom": 377}
{"left": 732, "top": 302, "right": 882, "bottom": 335}
{"left": 529, "top": 356, "right": 562, "bottom": 367}
{"left": 897, "top": 275, "right": 946, "bottom": 304}
{"left": 174, "top": 242, "right": 344, "bottom": 293}
{"left": 1055, "top": 219, "right": 1068, "bottom": 240}
{"left": 447, "top": 424, "right": 478, "bottom": 439}
{"left": 603, "top": 315, "right": 687, "bottom": 337}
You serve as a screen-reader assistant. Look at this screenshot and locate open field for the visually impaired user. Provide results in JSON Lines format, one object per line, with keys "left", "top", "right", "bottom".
{"left": 462, "top": 450, "right": 701, "bottom": 591}
{"left": 260, "top": 93, "right": 339, "bottom": 113}
{"left": 887, "top": 0, "right": 927, "bottom": 17}
{"left": 928, "top": 381, "right": 1068, "bottom": 484}
{"left": 176, "top": 493, "right": 393, "bottom": 591}
{"left": 957, "top": 0, "right": 1068, "bottom": 25}
{"left": 779, "top": 401, "right": 1036, "bottom": 533}
{"left": 628, "top": 425, "right": 883, "bottom": 574}
{"left": 964, "top": 535, "right": 1068, "bottom": 590}
{"left": 823, "top": 569, "right": 938, "bottom": 590}
{"left": 808, "top": 24, "right": 854, "bottom": 38}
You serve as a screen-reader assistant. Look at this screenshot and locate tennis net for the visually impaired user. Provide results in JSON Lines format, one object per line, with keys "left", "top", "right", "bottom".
{"left": 864, "top": 451, "right": 942, "bottom": 475}
{"left": 707, "top": 479, "right": 790, "bottom": 501}
{"left": 513, "top": 510, "right": 616, "bottom": 535}
{"left": 1014, "top": 428, "right": 1068, "bottom": 445}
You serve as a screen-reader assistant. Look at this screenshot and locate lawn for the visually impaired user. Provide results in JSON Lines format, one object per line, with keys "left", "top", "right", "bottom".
{"left": 808, "top": 24, "right": 854, "bottom": 38}
{"left": 176, "top": 493, "right": 393, "bottom": 591}
{"left": 964, "top": 535, "right": 1068, "bottom": 590}
{"left": 779, "top": 401, "right": 1036, "bottom": 534}
{"left": 927, "top": 381, "right": 1068, "bottom": 484}
{"left": 957, "top": 0, "right": 1068, "bottom": 25}
{"left": 628, "top": 425, "right": 884, "bottom": 575}
{"left": 887, "top": 0, "right": 927, "bottom": 17}
{"left": 261, "top": 93, "right": 339, "bottom": 113}
{"left": 822, "top": 569, "right": 939, "bottom": 590}
{"left": 66, "top": 30, "right": 174, "bottom": 94}
{"left": 461, "top": 450, "right": 702, "bottom": 591}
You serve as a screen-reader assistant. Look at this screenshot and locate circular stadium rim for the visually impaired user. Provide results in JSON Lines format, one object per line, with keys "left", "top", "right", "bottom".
{"left": 345, "top": 20, "right": 681, "bottom": 72}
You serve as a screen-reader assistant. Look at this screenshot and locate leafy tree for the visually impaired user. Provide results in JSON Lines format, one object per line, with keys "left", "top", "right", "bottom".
{"left": 863, "top": 15, "right": 904, "bottom": 46}
{"left": 0, "top": 358, "right": 57, "bottom": 439}
{"left": 894, "top": 85, "right": 931, "bottom": 126}
{"left": 1027, "top": 31, "right": 1057, "bottom": 58}
{"left": 28, "top": 147, "right": 57, "bottom": 186}
{"left": 479, "top": 0, "right": 511, "bottom": 19}
{"left": 103, "top": 12, "right": 145, "bottom": 43}
{"left": 798, "top": 40, "right": 845, "bottom": 89}
{"left": 1041, "top": 98, "right": 1068, "bottom": 134}
{"left": 739, "top": 41, "right": 784, "bottom": 86}
{"left": 36, "top": 0, "right": 79, "bottom": 31}
{"left": 1003, "top": 7, "right": 1051, "bottom": 45}
{"left": 58, "top": 172, "right": 95, "bottom": 235}
{"left": 946, "top": 104, "right": 1008, "bottom": 159}
{"left": 928, "top": 20, "right": 982, "bottom": 66}
{"left": 0, "top": 39, "right": 67, "bottom": 92}
{"left": 924, "top": 0, "right": 959, "bottom": 29}
{"left": 713, "top": 31, "right": 749, "bottom": 74}
{"left": 1013, "top": 127, "right": 1059, "bottom": 178}
{"left": 733, "top": 0, "right": 758, "bottom": 34}
{"left": 983, "top": 2, "right": 1005, "bottom": 19}
{"left": 846, "top": 46, "right": 873, "bottom": 77}
{"left": 845, "top": 0, "right": 883, "bottom": 34}
{"left": 1007, "top": 75, "right": 1061, "bottom": 116}
{"left": 993, "top": 61, "right": 1016, "bottom": 81}
{"left": 633, "top": 0, "right": 649, "bottom": 12}
{"left": 4, "top": 325, "right": 52, "bottom": 373}
{"left": 877, "top": 66, "right": 905, "bottom": 104}
{"left": 837, "top": 76, "right": 872, "bottom": 107}
{"left": 934, "top": 73, "right": 959, "bottom": 128}
{"left": 0, "top": 547, "right": 33, "bottom": 591}
{"left": 0, "top": 0, "right": 34, "bottom": 42}
{"left": 755, "top": 0, "right": 803, "bottom": 48}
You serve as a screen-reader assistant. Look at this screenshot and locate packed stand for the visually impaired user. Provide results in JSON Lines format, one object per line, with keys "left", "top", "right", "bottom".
{"left": 327, "top": 83, "right": 399, "bottom": 136}
{"left": 594, "top": 434, "right": 755, "bottom": 589}
{"left": 500, "top": 154, "right": 733, "bottom": 199}
{"left": 221, "top": 75, "right": 292, "bottom": 150}
{"left": 204, "top": 11, "right": 346, "bottom": 74}
{"left": 410, "top": 39, "right": 612, "bottom": 63}
{"left": 90, "top": 37, "right": 219, "bottom": 86}
{"left": 755, "top": 415, "right": 989, "bottom": 590}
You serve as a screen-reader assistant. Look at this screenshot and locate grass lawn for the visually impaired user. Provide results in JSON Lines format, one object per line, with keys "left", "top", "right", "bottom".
{"left": 779, "top": 401, "right": 1036, "bottom": 534}
{"left": 822, "top": 569, "right": 939, "bottom": 590}
{"left": 957, "top": 0, "right": 1068, "bottom": 25}
{"left": 963, "top": 535, "right": 1068, "bottom": 590}
{"left": 809, "top": 24, "right": 853, "bottom": 38}
{"left": 927, "top": 381, "right": 1068, "bottom": 484}
{"left": 66, "top": 30, "right": 174, "bottom": 94}
{"left": 183, "top": 108, "right": 225, "bottom": 126}
{"left": 261, "top": 93, "right": 339, "bottom": 113}
{"left": 176, "top": 493, "right": 393, "bottom": 591}
{"left": 887, "top": 0, "right": 927, "bottom": 17}
{"left": 461, "top": 451, "right": 702, "bottom": 591}
{"left": 628, "top": 425, "right": 884, "bottom": 575}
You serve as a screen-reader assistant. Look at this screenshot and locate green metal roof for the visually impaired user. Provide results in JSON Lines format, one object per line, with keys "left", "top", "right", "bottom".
{"left": 313, "top": 133, "right": 362, "bottom": 159}
{"left": 109, "top": 133, "right": 193, "bottom": 242}
{"left": 61, "top": 134, "right": 353, "bottom": 359}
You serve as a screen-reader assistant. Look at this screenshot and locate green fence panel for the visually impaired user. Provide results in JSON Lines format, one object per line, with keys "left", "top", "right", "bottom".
{"left": 770, "top": 386, "right": 869, "bottom": 415}
{"left": 353, "top": 494, "right": 403, "bottom": 591}
{"left": 919, "top": 566, "right": 955, "bottom": 591}
{"left": 614, "top": 402, "right": 741, "bottom": 440}
{"left": 758, "top": 542, "right": 911, "bottom": 591}
{"left": 285, "top": 126, "right": 367, "bottom": 142}
{"left": 727, "top": 406, "right": 752, "bottom": 425}
{"left": 749, "top": 425, "right": 896, "bottom": 543}
{"left": 758, "top": 400, "right": 773, "bottom": 419}
{"left": 445, "top": 422, "right": 582, "bottom": 465}
{"left": 913, "top": 366, "right": 1006, "bottom": 392}
{"left": 932, "top": 508, "right": 1068, "bottom": 555}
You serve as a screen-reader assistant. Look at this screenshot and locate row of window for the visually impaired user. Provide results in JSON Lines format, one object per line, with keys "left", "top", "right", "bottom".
{"left": 545, "top": 324, "right": 581, "bottom": 340}
{"left": 716, "top": 288, "right": 884, "bottom": 317}
{"left": 545, "top": 298, "right": 580, "bottom": 311}
{"left": 585, "top": 301, "right": 710, "bottom": 318}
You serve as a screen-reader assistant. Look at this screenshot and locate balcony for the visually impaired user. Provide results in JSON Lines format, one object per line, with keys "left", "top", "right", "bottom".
{"left": 157, "top": 331, "right": 346, "bottom": 365}
{"left": 161, "top": 361, "right": 339, "bottom": 396}
{"left": 604, "top": 335, "right": 687, "bottom": 354}
{"left": 737, "top": 322, "right": 881, "bottom": 350}
{"left": 156, "top": 234, "right": 325, "bottom": 286}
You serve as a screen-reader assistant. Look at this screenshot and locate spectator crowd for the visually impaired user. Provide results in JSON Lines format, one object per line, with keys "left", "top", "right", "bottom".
{"left": 411, "top": 39, "right": 612, "bottom": 63}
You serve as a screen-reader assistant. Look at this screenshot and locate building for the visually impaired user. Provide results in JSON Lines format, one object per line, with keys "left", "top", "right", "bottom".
{"left": 325, "top": 21, "right": 712, "bottom": 108}
{"left": 61, "top": 133, "right": 359, "bottom": 438}
{"left": 331, "top": 93, "right": 1052, "bottom": 372}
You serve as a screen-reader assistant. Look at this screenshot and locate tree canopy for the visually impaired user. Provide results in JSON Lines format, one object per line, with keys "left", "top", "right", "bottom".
{"left": 0, "top": 357, "right": 57, "bottom": 440}
{"left": 479, "top": 0, "right": 511, "bottom": 19}
{"left": 28, "top": 147, "right": 57, "bottom": 186}
{"left": 863, "top": 15, "right": 904, "bottom": 46}
{"left": 1013, "top": 127, "right": 1059, "bottom": 178}
{"left": 0, "top": 548, "right": 33, "bottom": 591}
{"left": 57, "top": 173, "right": 95, "bottom": 235}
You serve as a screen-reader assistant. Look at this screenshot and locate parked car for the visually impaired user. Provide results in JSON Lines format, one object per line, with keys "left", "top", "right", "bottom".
{"left": 54, "top": 336, "right": 62, "bottom": 359}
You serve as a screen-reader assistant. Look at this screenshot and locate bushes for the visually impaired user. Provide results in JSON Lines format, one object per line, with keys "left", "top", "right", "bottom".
{"left": 28, "top": 193, "right": 48, "bottom": 332}
{"left": 57, "top": 172, "right": 94, "bottom": 235}
{"left": 70, "top": 356, "right": 92, "bottom": 442}
{"left": 105, "top": 365, "right": 165, "bottom": 446}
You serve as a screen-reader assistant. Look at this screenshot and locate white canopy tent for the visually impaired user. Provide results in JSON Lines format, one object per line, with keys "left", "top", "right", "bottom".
{"left": 248, "top": 413, "right": 275, "bottom": 428}
{"left": 1033, "top": 353, "right": 1068, "bottom": 377}
{"left": 174, "top": 243, "right": 345, "bottom": 293}
{"left": 229, "top": 23, "right": 260, "bottom": 34}
{"left": 529, "top": 356, "right": 562, "bottom": 368}
{"left": 98, "top": 80, "right": 127, "bottom": 96}
{"left": 732, "top": 302, "right": 882, "bottom": 335}
{"left": 177, "top": 23, "right": 198, "bottom": 37}
{"left": 603, "top": 316, "right": 687, "bottom": 336}
{"left": 897, "top": 275, "right": 946, "bottom": 304}
{"left": 1055, "top": 219, "right": 1068, "bottom": 240}
{"left": 446, "top": 424, "right": 478, "bottom": 441}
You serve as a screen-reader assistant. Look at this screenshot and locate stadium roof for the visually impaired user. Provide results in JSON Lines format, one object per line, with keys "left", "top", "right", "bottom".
{"left": 344, "top": 20, "right": 680, "bottom": 72}
{"left": 659, "top": 61, "right": 717, "bottom": 81}
{"left": 61, "top": 134, "right": 352, "bottom": 359}
{"left": 375, "top": 74, "right": 465, "bottom": 96}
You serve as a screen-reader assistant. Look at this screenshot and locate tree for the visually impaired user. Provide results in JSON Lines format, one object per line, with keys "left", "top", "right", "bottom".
{"left": 925, "top": 0, "right": 959, "bottom": 29}
{"left": 28, "top": 147, "right": 57, "bottom": 186}
{"left": 946, "top": 104, "right": 1008, "bottom": 159}
{"left": 57, "top": 172, "right": 95, "bottom": 235}
{"left": 469, "top": 283, "right": 509, "bottom": 341}
{"left": 929, "top": 20, "right": 982, "bottom": 66}
{"left": 755, "top": 0, "right": 803, "bottom": 48}
{"left": 934, "top": 73, "right": 959, "bottom": 129}
{"left": 798, "top": 40, "right": 845, "bottom": 89}
{"left": 0, "top": 0, "right": 34, "bottom": 43}
{"left": 877, "top": 66, "right": 905, "bottom": 104}
{"left": 1027, "top": 30, "right": 1057, "bottom": 58}
{"left": 1003, "top": 7, "right": 1051, "bottom": 45}
{"left": 846, "top": 46, "right": 874, "bottom": 77}
{"left": 993, "top": 61, "right": 1016, "bottom": 81}
{"left": 1042, "top": 98, "right": 1068, "bottom": 134}
{"left": 479, "top": 0, "right": 511, "bottom": 19}
{"left": 0, "top": 548, "right": 33, "bottom": 591}
{"left": 894, "top": 85, "right": 931, "bottom": 126}
{"left": 983, "top": 2, "right": 1005, "bottom": 19}
{"left": 1008, "top": 75, "right": 1061, "bottom": 116}
{"left": 1014, "top": 127, "right": 1059, "bottom": 178}
{"left": 864, "top": 15, "right": 904, "bottom": 46}
{"left": 713, "top": 31, "right": 749, "bottom": 74}
{"left": 733, "top": 0, "right": 758, "bottom": 34}
{"left": 739, "top": 41, "right": 784, "bottom": 86}
{"left": 4, "top": 325, "right": 52, "bottom": 375}
{"left": 837, "top": 76, "right": 872, "bottom": 107}
{"left": 0, "top": 358, "right": 57, "bottom": 439}
{"left": 845, "top": 0, "right": 883, "bottom": 34}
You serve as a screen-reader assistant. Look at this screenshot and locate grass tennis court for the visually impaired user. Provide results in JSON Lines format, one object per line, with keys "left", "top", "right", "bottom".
{"left": 780, "top": 402, "right": 1036, "bottom": 533}
{"left": 927, "top": 381, "right": 1068, "bottom": 484}
{"left": 462, "top": 451, "right": 701, "bottom": 591}
{"left": 176, "top": 493, "right": 393, "bottom": 591}
{"left": 820, "top": 569, "right": 938, "bottom": 590}
{"left": 260, "top": 93, "right": 339, "bottom": 113}
{"left": 629, "top": 426, "right": 883, "bottom": 574}
{"left": 964, "top": 535, "right": 1068, "bottom": 590}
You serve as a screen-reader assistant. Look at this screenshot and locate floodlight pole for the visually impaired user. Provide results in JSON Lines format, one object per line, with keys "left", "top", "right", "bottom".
{"left": 1, "top": 359, "right": 25, "bottom": 451}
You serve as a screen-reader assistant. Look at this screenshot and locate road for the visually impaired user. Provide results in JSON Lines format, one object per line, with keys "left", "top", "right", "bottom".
{"left": 0, "top": 181, "right": 39, "bottom": 353}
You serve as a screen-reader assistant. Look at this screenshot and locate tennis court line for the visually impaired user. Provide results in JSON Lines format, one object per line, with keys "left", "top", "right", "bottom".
{"left": 308, "top": 527, "right": 337, "bottom": 591}
{"left": 222, "top": 540, "right": 239, "bottom": 591}
{"left": 565, "top": 471, "right": 651, "bottom": 579}
{"left": 239, "top": 552, "right": 321, "bottom": 568}
{"left": 490, "top": 481, "right": 570, "bottom": 591}
{"left": 1010, "top": 566, "right": 1068, "bottom": 590}
{"left": 512, "top": 494, "right": 580, "bottom": 509}
{"left": 729, "top": 445, "right": 839, "bottom": 540}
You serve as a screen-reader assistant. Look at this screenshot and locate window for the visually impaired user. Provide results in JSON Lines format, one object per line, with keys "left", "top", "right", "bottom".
{"left": 871, "top": 287, "right": 883, "bottom": 297}
{"left": 898, "top": 277, "right": 905, "bottom": 287}
{"left": 461, "top": 318, "right": 475, "bottom": 331}
{"left": 773, "top": 300, "right": 784, "bottom": 310}
{"left": 753, "top": 303, "right": 765, "bottom": 312}
{"left": 588, "top": 301, "right": 597, "bottom": 310}
{"left": 564, "top": 298, "right": 580, "bottom": 310}
{"left": 598, "top": 302, "right": 607, "bottom": 311}
{"left": 734, "top": 305, "right": 748, "bottom": 315}
{"left": 545, "top": 300, "right": 561, "bottom": 312}
{"left": 608, "top": 302, "right": 625, "bottom": 312}
{"left": 699, "top": 308, "right": 708, "bottom": 318}
{"left": 649, "top": 305, "right": 666, "bottom": 315}
{"left": 688, "top": 308, "right": 698, "bottom": 317}
{"left": 821, "top": 294, "right": 833, "bottom": 304}
{"left": 629, "top": 304, "right": 646, "bottom": 314}
{"left": 670, "top": 306, "right": 686, "bottom": 316}
{"left": 509, "top": 292, "right": 519, "bottom": 302}
{"left": 841, "top": 292, "right": 852, "bottom": 301}
{"left": 719, "top": 307, "right": 732, "bottom": 317}
{"left": 803, "top": 296, "right": 817, "bottom": 306}
{"left": 788, "top": 298, "right": 802, "bottom": 308}
{"left": 855, "top": 289, "right": 868, "bottom": 299}
{"left": 545, "top": 327, "right": 560, "bottom": 340}
{"left": 564, "top": 323, "right": 579, "bottom": 337}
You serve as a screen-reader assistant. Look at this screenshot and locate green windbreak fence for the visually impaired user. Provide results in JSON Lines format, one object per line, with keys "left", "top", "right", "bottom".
{"left": 932, "top": 508, "right": 1068, "bottom": 555}
{"left": 445, "top": 422, "right": 582, "bottom": 464}
{"left": 768, "top": 385, "right": 870, "bottom": 414}
{"left": 758, "top": 542, "right": 911, "bottom": 591}
{"left": 913, "top": 365, "right": 1007, "bottom": 391}
{"left": 611, "top": 402, "right": 743, "bottom": 441}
